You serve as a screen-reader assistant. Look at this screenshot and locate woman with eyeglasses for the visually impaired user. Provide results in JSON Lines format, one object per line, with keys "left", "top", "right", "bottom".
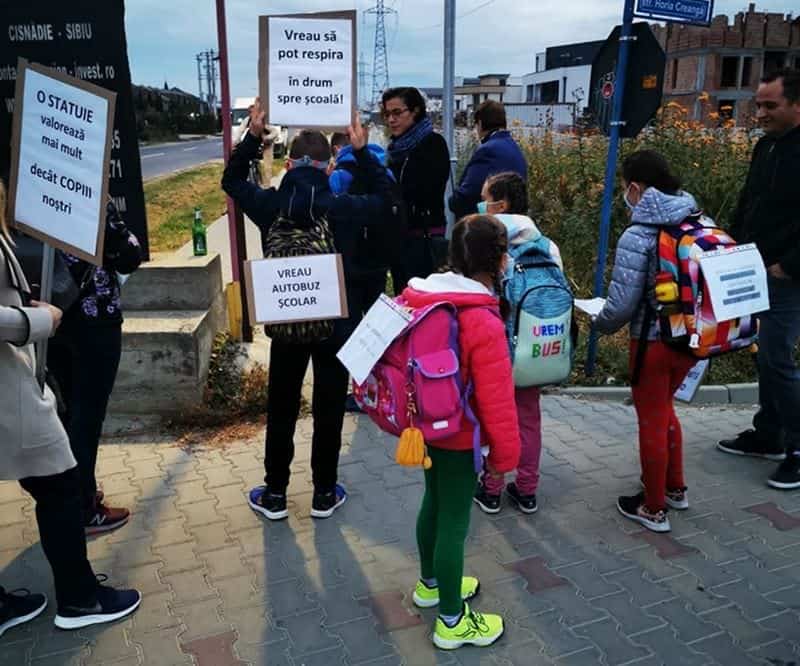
{"left": 381, "top": 87, "right": 451, "bottom": 292}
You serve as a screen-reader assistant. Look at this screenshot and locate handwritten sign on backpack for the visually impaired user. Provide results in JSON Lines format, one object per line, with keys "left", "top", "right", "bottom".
{"left": 244, "top": 253, "right": 348, "bottom": 326}
{"left": 259, "top": 10, "right": 356, "bottom": 130}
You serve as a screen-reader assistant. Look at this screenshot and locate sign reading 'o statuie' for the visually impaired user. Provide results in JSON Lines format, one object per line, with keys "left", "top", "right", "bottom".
{"left": 259, "top": 10, "right": 356, "bottom": 130}
{"left": 8, "top": 59, "right": 115, "bottom": 265}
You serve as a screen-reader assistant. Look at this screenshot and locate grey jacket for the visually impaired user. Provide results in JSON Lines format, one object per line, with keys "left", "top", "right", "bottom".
{"left": 0, "top": 235, "right": 76, "bottom": 481}
{"left": 594, "top": 188, "right": 700, "bottom": 340}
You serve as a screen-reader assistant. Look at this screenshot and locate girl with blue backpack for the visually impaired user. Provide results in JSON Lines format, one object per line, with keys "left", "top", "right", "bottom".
{"left": 472, "top": 172, "right": 569, "bottom": 516}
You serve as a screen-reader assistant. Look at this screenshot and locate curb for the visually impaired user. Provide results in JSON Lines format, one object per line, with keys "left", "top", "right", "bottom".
{"left": 556, "top": 382, "right": 758, "bottom": 405}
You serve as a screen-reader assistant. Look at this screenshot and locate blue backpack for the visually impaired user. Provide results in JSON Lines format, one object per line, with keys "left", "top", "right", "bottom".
{"left": 505, "top": 237, "right": 575, "bottom": 387}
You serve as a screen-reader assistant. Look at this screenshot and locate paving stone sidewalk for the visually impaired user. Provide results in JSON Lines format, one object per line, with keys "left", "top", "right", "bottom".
{"left": 2, "top": 396, "right": 800, "bottom": 666}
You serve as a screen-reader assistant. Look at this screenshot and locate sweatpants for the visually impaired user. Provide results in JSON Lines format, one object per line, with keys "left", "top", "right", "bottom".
{"left": 630, "top": 341, "right": 695, "bottom": 511}
{"left": 416, "top": 447, "right": 477, "bottom": 616}
{"left": 483, "top": 386, "right": 541, "bottom": 496}
{"left": 264, "top": 338, "right": 349, "bottom": 494}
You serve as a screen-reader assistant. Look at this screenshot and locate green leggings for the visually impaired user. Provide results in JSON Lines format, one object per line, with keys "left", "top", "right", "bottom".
{"left": 416, "top": 447, "right": 478, "bottom": 616}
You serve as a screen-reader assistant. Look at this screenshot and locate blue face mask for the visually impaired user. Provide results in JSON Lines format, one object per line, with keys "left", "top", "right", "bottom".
{"left": 476, "top": 201, "right": 489, "bottom": 214}
{"left": 623, "top": 185, "right": 637, "bottom": 211}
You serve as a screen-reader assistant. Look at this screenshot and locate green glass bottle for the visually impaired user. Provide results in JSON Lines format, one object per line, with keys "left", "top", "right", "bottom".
{"left": 192, "top": 207, "right": 207, "bottom": 256}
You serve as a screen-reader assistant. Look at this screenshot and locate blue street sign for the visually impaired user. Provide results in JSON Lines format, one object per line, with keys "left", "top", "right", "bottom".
{"left": 634, "top": 0, "right": 714, "bottom": 26}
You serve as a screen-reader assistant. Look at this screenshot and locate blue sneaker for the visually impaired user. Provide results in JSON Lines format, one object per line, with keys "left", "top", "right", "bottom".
{"left": 0, "top": 587, "right": 47, "bottom": 638}
{"left": 310, "top": 484, "right": 347, "bottom": 518}
{"left": 54, "top": 577, "right": 140, "bottom": 630}
{"left": 248, "top": 486, "right": 289, "bottom": 521}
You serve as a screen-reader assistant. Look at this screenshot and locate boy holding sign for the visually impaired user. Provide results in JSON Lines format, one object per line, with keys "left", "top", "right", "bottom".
{"left": 222, "top": 100, "right": 392, "bottom": 520}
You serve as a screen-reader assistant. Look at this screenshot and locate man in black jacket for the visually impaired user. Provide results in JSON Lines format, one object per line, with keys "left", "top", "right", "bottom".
{"left": 717, "top": 68, "right": 800, "bottom": 489}
{"left": 222, "top": 101, "right": 391, "bottom": 520}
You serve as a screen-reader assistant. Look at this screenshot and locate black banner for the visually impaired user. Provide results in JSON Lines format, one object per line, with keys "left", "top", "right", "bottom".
{"left": 0, "top": 0, "right": 149, "bottom": 259}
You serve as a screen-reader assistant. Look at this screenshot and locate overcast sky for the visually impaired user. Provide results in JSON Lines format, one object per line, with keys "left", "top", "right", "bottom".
{"left": 125, "top": 0, "right": 798, "bottom": 101}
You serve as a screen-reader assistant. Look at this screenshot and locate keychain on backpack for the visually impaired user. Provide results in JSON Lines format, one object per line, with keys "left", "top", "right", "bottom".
{"left": 395, "top": 385, "right": 432, "bottom": 469}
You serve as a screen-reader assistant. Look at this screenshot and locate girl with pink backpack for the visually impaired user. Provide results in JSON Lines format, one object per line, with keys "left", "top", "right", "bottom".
{"left": 399, "top": 215, "right": 520, "bottom": 649}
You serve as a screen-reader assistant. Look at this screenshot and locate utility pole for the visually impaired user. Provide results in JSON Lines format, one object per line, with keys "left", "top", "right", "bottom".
{"left": 366, "top": 0, "right": 395, "bottom": 109}
{"left": 443, "top": 0, "right": 456, "bottom": 234}
{"left": 215, "top": 0, "right": 251, "bottom": 342}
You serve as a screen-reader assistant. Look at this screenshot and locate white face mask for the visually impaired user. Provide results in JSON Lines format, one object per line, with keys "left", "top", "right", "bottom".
{"left": 623, "top": 184, "right": 637, "bottom": 211}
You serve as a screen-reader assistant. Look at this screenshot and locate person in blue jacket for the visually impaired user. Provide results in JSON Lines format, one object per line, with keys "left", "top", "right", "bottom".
{"left": 448, "top": 100, "right": 527, "bottom": 221}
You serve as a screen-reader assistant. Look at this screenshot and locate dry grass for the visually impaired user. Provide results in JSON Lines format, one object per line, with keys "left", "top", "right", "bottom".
{"left": 144, "top": 163, "right": 226, "bottom": 253}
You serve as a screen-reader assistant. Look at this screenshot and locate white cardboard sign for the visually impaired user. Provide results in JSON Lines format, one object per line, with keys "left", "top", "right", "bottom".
{"left": 337, "top": 294, "right": 413, "bottom": 386}
{"left": 699, "top": 243, "right": 769, "bottom": 322}
{"left": 259, "top": 11, "right": 356, "bottom": 129}
{"left": 674, "top": 359, "right": 709, "bottom": 403}
{"left": 8, "top": 59, "right": 116, "bottom": 265}
{"left": 244, "top": 253, "right": 348, "bottom": 326}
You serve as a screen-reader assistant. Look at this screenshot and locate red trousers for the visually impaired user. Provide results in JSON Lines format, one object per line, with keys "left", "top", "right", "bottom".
{"left": 629, "top": 341, "right": 696, "bottom": 511}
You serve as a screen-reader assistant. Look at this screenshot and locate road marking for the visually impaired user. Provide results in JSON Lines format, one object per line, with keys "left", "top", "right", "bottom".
{"left": 183, "top": 146, "right": 198, "bottom": 152}
{"left": 141, "top": 152, "right": 165, "bottom": 159}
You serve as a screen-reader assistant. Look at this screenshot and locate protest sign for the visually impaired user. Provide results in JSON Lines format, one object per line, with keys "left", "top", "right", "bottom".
{"left": 337, "top": 294, "right": 413, "bottom": 386}
{"left": 699, "top": 243, "right": 769, "bottom": 322}
{"left": 674, "top": 358, "right": 709, "bottom": 403}
{"left": 0, "top": 2, "right": 149, "bottom": 259}
{"left": 259, "top": 10, "right": 356, "bottom": 129}
{"left": 8, "top": 59, "right": 115, "bottom": 264}
{"left": 244, "top": 253, "right": 348, "bottom": 326}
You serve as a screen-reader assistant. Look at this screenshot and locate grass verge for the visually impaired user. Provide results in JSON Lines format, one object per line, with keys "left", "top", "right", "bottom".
{"left": 144, "top": 162, "right": 226, "bottom": 253}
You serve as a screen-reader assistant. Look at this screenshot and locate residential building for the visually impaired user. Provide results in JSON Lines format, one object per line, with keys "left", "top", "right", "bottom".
{"left": 652, "top": 4, "right": 800, "bottom": 125}
{"left": 453, "top": 73, "right": 523, "bottom": 113}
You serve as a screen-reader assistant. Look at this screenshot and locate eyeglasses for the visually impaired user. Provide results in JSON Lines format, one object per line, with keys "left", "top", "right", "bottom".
{"left": 382, "top": 107, "right": 409, "bottom": 119}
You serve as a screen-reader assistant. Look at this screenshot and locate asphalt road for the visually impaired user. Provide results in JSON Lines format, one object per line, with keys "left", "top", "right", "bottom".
{"left": 139, "top": 136, "right": 224, "bottom": 181}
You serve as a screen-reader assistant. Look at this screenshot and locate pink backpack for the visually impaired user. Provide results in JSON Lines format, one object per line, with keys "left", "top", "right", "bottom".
{"left": 353, "top": 300, "right": 483, "bottom": 472}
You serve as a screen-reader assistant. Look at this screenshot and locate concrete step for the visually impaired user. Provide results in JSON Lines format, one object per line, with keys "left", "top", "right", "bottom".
{"left": 121, "top": 252, "right": 223, "bottom": 311}
{"left": 109, "top": 302, "right": 226, "bottom": 415}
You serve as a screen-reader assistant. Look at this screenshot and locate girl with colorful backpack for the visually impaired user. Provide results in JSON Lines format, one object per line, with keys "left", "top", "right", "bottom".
{"left": 399, "top": 214, "right": 520, "bottom": 649}
{"left": 594, "top": 150, "right": 701, "bottom": 533}
{"left": 472, "top": 172, "right": 568, "bottom": 516}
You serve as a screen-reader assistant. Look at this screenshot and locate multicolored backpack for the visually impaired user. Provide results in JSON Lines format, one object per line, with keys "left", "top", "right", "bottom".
{"left": 353, "top": 300, "right": 484, "bottom": 472}
{"left": 261, "top": 213, "right": 336, "bottom": 344}
{"left": 655, "top": 215, "right": 758, "bottom": 357}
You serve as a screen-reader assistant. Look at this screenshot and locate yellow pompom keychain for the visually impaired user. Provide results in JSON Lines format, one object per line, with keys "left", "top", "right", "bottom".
{"left": 395, "top": 387, "right": 433, "bottom": 469}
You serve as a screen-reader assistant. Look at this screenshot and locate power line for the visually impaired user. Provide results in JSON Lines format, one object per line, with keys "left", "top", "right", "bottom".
{"left": 365, "top": 0, "right": 397, "bottom": 109}
{"left": 404, "top": 0, "right": 496, "bottom": 32}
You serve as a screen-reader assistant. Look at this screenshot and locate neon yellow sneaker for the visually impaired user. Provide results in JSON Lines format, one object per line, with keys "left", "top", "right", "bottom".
{"left": 412, "top": 577, "right": 480, "bottom": 608}
{"left": 433, "top": 603, "right": 504, "bottom": 650}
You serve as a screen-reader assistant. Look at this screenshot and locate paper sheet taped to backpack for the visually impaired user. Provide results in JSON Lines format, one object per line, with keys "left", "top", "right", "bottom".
{"left": 512, "top": 312, "right": 573, "bottom": 387}
{"left": 698, "top": 244, "right": 769, "bottom": 322}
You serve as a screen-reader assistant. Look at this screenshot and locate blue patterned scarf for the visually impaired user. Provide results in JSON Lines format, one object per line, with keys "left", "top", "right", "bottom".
{"left": 387, "top": 116, "right": 433, "bottom": 162}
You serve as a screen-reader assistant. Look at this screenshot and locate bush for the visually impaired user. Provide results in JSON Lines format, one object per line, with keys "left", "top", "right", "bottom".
{"left": 204, "top": 332, "right": 268, "bottom": 418}
{"left": 514, "top": 98, "right": 760, "bottom": 385}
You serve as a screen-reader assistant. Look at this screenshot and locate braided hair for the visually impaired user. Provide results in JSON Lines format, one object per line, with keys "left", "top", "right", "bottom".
{"left": 450, "top": 214, "right": 510, "bottom": 318}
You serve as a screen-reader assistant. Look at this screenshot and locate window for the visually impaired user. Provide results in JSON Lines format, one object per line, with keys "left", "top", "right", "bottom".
{"left": 764, "top": 51, "right": 787, "bottom": 75}
{"left": 741, "top": 57, "right": 753, "bottom": 88}
{"left": 720, "top": 57, "right": 738, "bottom": 88}
{"left": 671, "top": 59, "right": 679, "bottom": 89}
{"left": 538, "top": 80, "right": 559, "bottom": 104}
{"left": 526, "top": 84, "right": 534, "bottom": 102}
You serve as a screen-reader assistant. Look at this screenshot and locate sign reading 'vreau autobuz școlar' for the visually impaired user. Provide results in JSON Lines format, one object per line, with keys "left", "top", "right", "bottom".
{"left": 0, "top": 1, "right": 149, "bottom": 258}
{"left": 8, "top": 59, "right": 115, "bottom": 265}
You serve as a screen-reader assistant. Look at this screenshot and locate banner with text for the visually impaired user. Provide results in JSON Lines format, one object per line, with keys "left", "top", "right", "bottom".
{"left": 9, "top": 59, "right": 114, "bottom": 264}
{"left": 0, "top": 1, "right": 150, "bottom": 259}
{"left": 244, "top": 253, "right": 348, "bottom": 326}
{"left": 259, "top": 10, "right": 356, "bottom": 129}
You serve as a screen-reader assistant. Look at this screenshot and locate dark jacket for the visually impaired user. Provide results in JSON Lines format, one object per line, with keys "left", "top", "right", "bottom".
{"left": 61, "top": 202, "right": 142, "bottom": 329}
{"left": 730, "top": 125, "right": 800, "bottom": 278}
{"left": 387, "top": 131, "right": 450, "bottom": 235}
{"left": 449, "top": 129, "right": 527, "bottom": 220}
{"left": 222, "top": 131, "right": 392, "bottom": 283}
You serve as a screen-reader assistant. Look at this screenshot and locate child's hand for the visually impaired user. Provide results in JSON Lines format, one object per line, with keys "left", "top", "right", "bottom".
{"left": 485, "top": 461, "right": 502, "bottom": 480}
{"left": 248, "top": 98, "right": 267, "bottom": 139}
{"left": 348, "top": 113, "right": 367, "bottom": 151}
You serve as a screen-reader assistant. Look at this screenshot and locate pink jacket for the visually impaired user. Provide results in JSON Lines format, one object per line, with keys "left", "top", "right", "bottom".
{"left": 401, "top": 273, "right": 521, "bottom": 474}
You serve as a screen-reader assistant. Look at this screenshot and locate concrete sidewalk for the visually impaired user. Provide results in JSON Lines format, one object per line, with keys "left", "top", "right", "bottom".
{"left": 2, "top": 396, "right": 799, "bottom": 665}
